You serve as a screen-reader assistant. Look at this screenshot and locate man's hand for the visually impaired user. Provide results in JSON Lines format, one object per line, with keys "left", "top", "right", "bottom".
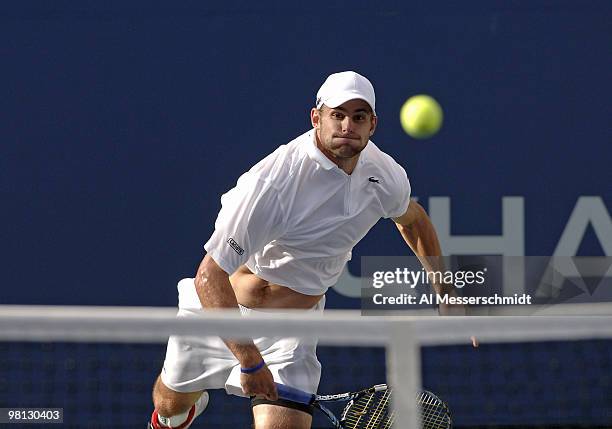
{"left": 240, "top": 365, "right": 278, "bottom": 400}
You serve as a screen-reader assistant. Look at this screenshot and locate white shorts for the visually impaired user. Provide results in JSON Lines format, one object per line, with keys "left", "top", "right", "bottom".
{"left": 161, "top": 278, "right": 324, "bottom": 397}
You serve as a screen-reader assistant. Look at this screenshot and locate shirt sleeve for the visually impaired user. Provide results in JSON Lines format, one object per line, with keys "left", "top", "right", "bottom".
{"left": 204, "top": 174, "right": 286, "bottom": 275}
{"left": 384, "top": 165, "right": 412, "bottom": 219}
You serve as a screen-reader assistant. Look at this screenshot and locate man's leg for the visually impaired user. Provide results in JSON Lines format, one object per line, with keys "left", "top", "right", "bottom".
{"left": 150, "top": 375, "right": 208, "bottom": 428}
{"left": 252, "top": 403, "right": 312, "bottom": 429}
{"left": 246, "top": 299, "right": 325, "bottom": 429}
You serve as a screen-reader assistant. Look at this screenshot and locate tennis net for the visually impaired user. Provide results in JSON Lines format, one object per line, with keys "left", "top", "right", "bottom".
{"left": 1, "top": 305, "right": 611, "bottom": 428}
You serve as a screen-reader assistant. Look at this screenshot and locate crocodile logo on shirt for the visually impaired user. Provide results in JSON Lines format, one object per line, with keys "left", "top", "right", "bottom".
{"left": 368, "top": 176, "right": 380, "bottom": 183}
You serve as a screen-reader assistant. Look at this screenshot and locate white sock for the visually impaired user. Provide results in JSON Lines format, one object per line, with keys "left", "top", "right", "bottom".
{"left": 157, "top": 391, "right": 209, "bottom": 428}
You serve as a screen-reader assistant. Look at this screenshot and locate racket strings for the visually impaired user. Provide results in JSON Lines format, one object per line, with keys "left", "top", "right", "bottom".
{"left": 342, "top": 389, "right": 451, "bottom": 429}
{"left": 417, "top": 391, "right": 452, "bottom": 429}
{"left": 342, "top": 391, "right": 374, "bottom": 429}
{"left": 383, "top": 411, "right": 395, "bottom": 429}
{"left": 365, "top": 389, "right": 391, "bottom": 429}
{"left": 342, "top": 390, "right": 392, "bottom": 429}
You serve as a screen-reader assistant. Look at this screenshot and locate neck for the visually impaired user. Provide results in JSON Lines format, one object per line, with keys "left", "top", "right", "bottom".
{"left": 315, "top": 134, "right": 360, "bottom": 175}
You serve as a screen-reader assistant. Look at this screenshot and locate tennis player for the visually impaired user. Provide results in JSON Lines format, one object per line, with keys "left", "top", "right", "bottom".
{"left": 148, "top": 71, "right": 469, "bottom": 429}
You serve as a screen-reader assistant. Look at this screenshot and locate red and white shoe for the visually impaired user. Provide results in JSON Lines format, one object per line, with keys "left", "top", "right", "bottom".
{"left": 147, "top": 392, "right": 209, "bottom": 429}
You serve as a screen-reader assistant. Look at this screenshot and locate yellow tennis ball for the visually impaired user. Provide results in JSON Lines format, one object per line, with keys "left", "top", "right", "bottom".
{"left": 400, "top": 95, "right": 443, "bottom": 139}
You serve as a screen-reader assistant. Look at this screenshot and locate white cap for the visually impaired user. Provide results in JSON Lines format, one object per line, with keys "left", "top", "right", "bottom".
{"left": 316, "top": 71, "right": 376, "bottom": 114}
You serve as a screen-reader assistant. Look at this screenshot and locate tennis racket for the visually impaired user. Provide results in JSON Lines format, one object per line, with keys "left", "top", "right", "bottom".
{"left": 276, "top": 383, "right": 452, "bottom": 429}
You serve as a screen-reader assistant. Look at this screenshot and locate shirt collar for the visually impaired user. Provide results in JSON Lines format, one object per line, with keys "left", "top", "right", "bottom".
{"left": 305, "top": 130, "right": 337, "bottom": 170}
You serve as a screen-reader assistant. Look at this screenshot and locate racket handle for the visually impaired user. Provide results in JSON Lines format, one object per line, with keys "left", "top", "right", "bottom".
{"left": 275, "top": 383, "right": 315, "bottom": 405}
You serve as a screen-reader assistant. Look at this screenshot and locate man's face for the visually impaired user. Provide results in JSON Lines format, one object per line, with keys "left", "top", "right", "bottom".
{"left": 311, "top": 99, "right": 377, "bottom": 162}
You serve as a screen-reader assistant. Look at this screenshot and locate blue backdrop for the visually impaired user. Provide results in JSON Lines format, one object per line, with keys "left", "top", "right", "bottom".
{"left": 3, "top": 0, "right": 610, "bottom": 306}
{"left": 2, "top": 1, "right": 611, "bottom": 427}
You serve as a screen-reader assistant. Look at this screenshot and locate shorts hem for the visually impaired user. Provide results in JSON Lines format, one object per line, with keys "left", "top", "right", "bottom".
{"left": 251, "top": 397, "right": 314, "bottom": 415}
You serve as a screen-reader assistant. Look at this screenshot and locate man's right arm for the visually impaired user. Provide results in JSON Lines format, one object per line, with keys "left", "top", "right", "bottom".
{"left": 194, "top": 254, "right": 278, "bottom": 400}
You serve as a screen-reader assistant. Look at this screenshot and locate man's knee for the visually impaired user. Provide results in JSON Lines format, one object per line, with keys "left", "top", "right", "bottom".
{"left": 152, "top": 375, "right": 203, "bottom": 416}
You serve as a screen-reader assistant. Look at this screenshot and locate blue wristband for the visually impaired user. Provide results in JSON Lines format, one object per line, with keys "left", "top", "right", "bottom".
{"left": 240, "top": 360, "right": 266, "bottom": 374}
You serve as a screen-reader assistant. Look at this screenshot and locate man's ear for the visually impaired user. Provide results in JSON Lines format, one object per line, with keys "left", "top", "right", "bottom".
{"left": 369, "top": 115, "right": 378, "bottom": 136}
{"left": 310, "top": 108, "right": 320, "bottom": 129}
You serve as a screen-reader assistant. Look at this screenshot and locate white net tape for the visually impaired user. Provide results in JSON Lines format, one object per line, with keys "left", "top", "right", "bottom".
{"left": 1, "top": 305, "right": 612, "bottom": 427}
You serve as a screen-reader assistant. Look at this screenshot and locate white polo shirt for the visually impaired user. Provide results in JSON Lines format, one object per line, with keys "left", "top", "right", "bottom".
{"left": 204, "top": 130, "right": 411, "bottom": 295}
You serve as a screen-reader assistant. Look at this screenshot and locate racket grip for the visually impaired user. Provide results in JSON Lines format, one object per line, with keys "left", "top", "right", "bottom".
{"left": 275, "top": 383, "right": 315, "bottom": 405}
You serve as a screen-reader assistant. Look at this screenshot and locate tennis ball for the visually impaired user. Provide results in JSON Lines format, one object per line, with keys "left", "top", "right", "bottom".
{"left": 399, "top": 95, "right": 443, "bottom": 139}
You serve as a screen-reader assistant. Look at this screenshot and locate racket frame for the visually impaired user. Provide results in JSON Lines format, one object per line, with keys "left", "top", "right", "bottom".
{"left": 275, "top": 383, "right": 452, "bottom": 429}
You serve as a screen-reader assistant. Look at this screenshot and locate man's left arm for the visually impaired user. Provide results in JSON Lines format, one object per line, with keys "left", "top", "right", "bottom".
{"left": 392, "top": 200, "right": 464, "bottom": 313}
{"left": 393, "top": 200, "right": 478, "bottom": 346}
